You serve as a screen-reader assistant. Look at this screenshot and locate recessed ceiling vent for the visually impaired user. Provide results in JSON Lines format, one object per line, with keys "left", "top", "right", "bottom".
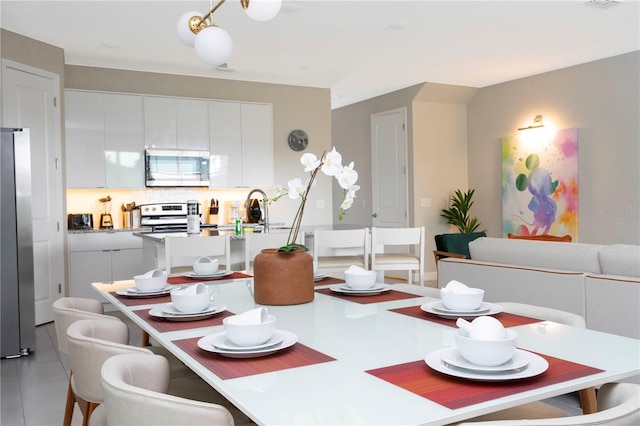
{"left": 585, "top": 0, "right": 622, "bottom": 9}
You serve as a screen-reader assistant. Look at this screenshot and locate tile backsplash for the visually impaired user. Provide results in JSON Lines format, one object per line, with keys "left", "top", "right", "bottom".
{"left": 66, "top": 187, "right": 274, "bottom": 229}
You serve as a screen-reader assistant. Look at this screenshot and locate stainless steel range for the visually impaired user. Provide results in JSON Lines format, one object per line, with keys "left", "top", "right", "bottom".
{"left": 140, "top": 202, "right": 217, "bottom": 232}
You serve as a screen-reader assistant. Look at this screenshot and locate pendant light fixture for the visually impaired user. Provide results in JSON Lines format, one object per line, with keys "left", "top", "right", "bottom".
{"left": 177, "top": 0, "right": 282, "bottom": 66}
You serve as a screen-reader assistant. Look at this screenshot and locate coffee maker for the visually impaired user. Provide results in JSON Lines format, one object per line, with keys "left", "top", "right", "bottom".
{"left": 99, "top": 196, "right": 113, "bottom": 229}
{"left": 246, "top": 198, "right": 263, "bottom": 223}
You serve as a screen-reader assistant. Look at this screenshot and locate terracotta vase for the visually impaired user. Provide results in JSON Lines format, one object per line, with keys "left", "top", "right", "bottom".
{"left": 253, "top": 248, "right": 315, "bottom": 305}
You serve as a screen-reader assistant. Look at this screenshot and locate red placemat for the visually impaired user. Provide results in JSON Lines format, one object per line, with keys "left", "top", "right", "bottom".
{"left": 315, "top": 287, "right": 422, "bottom": 304}
{"left": 314, "top": 277, "right": 345, "bottom": 286}
{"left": 133, "top": 308, "right": 235, "bottom": 333}
{"left": 366, "top": 352, "right": 603, "bottom": 409}
{"left": 390, "top": 305, "right": 543, "bottom": 328}
{"left": 111, "top": 292, "right": 172, "bottom": 307}
{"left": 172, "top": 336, "right": 336, "bottom": 380}
{"left": 168, "top": 272, "right": 252, "bottom": 284}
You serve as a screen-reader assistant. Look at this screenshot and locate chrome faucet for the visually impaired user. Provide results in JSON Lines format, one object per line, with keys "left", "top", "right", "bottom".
{"left": 245, "top": 189, "right": 269, "bottom": 233}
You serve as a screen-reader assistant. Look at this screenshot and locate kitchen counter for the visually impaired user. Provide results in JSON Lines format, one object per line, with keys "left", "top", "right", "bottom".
{"left": 68, "top": 227, "right": 151, "bottom": 234}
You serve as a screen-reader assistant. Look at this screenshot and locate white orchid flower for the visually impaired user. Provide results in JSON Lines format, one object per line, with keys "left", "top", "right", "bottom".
{"left": 340, "top": 197, "right": 354, "bottom": 211}
{"left": 321, "top": 147, "right": 343, "bottom": 177}
{"left": 274, "top": 184, "right": 285, "bottom": 197}
{"left": 300, "top": 153, "right": 320, "bottom": 173}
{"left": 337, "top": 161, "right": 358, "bottom": 190}
{"left": 287, "top": 178, "right": 304, "bottom": 200}
{"left": 340, "top": 184, "right": 359, "bottom": 211}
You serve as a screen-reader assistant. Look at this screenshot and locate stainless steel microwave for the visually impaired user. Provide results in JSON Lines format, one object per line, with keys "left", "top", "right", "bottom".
{"left": 145, "top": 149, "right": 210, "bottom": 187}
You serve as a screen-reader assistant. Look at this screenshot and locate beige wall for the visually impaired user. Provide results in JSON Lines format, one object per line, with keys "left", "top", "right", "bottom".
{"left": 468, "top": 51, "right": 640, "bottom": 245}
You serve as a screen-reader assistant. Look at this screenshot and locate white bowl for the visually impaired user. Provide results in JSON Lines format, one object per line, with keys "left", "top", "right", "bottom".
{"left": 133, "top": 270, "right": 167, "bottom": 292}
{"left": 193, "top": 256, "right": 219, "bottom": 275}
{"left": 171, "top": 286, "right": 211, "bottom": 313}
{"left": 223, "top": 314, "right": 276, "bottom": 347}
{"left": 344, "top": 270, "right": 377, "bottom": 290}
{"left": 455, "top": 328, "right": 518, "bottom": 367}
{"left": 440, "top": 287, "right": 484, "bottom": 311}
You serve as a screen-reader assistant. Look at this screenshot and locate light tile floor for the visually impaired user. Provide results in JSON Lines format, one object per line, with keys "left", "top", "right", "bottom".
{"left": 1, "top": 282, "right": 583, "bottom": 426}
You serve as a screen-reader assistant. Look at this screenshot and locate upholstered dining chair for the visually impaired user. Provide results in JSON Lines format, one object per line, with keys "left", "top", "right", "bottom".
{"left": 370, "top": 226, "right": 425, "bottom": 285}
{"left": 164, "top": 234, "right": 231, "bottom": 275}
{"left": 313, "top": 228, "right": 370, "bottom": 275}
{"left": 53, "top": 297, "right": 121, "bottom": 426}
{"left": 67, "top": 318, "right": 251, "bottom": 426}
{"left": 101, "top": 353, "right": 235, "bottom": 426}
{"left": 244, "top": 231, "right": 302, "bottom": 272}
{"left": 455, "top": 382, "right": 640, "bottom": 425}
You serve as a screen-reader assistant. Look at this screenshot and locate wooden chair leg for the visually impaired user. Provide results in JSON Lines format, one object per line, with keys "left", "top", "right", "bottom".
{"left": 81, "top": 402, "right": 100, "bottom": 426}
{"left": 63, "top": 375, "right": 75, "bottom": 426}
{"left": 142, "top": 330, "right": 150, "bottom": 346}
{"left": 579, "top": 386, "right": 597, "bottom": 414}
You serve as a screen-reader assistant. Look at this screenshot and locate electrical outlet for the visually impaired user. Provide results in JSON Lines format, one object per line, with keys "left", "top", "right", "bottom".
{"left": 421, "top": 198, "right": 432, "bottom": 208}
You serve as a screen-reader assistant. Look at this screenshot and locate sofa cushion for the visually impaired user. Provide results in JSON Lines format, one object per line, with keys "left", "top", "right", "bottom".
{"left": 599, "top": 245, "right": 640, "bottom": 278}
{"left": 468, "top": 237, "right": 604, "bottom": 274}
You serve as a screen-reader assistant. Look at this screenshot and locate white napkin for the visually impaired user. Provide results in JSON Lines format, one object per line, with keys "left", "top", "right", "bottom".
{"left": 173, "top": 282, "right": 207, "bottom": 296}
{"left": 227, "top": 307, "right": 268, "bottom": 325}
{"left": 459, "top": 316, "right": 506, "bottom": 339}
{"left": 345, "top": 265, "right": 369, "bottom": 275}
{"left": 135, "top": 269, "right": 165, "bottom": 279}
{"left": 443, "top": 279, "right": 473, "bottom": 293}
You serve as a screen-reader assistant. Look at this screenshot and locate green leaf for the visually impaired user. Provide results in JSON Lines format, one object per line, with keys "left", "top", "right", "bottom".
{"left": 278, "top": 244, "right": 309, "bottom": 252}
{"left": 439, "top": 188, "right": 483, "bottom": 233}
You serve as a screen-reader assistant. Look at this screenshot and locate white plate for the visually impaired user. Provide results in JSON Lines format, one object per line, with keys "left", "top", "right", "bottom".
{"left": 431, "top": 301, "right": 492, "bottom": 315}
{"left": 210, "top": 333, "right": 285, "bottom": 351}
{"left": 442, "top": 348, "right": 530, "bottom": 373}
{"left": 313, "top": 273, "right": 329, "bottom": 281}
{"left": 330, "top": 284, "right": 392, "bottom": 296}
{"left": 420, "top": 301, "right": 503, "bottom": 318}
{"left": 116, "top": 286, "right": 175, "bottom": 297}
{"left": 127, "top": 285, "right": 171, "bottom": 294}
{"left": 185, "top": 270, "right": 233, "bottom": 279}
{"left": 161, "top": 302, "right": 219, "bottom": 316}
{"left": 197, "top": 330, "right": 297, "bottom": 358}
{"left": 149, "top": 304, "right": 227, "bottom": 321}
{"left": 425, "top": 347, "right": 548, "bottom": 381}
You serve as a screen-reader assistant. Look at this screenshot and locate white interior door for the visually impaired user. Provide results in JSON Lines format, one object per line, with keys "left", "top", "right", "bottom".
{"left": 371, "top": 108, "right": 408, "bottom": 229}
{"left": 2, "top": 59, "right": 64, "bottom": 325}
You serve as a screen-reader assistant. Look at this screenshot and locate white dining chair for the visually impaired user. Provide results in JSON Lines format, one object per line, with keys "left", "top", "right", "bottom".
{"left": 53, "top": 297, "right": 121, "bottom": 426}
{"left": 101, "top": 353, "right": 235, "bottom": 426}
{"left": 312, "top": 228, "right": 370, "bottom": 275}
{"left": 370, "top": 226, "right": 425, "bottom": 285}
{"left": 164, "top": 234, "right": 231, "bottom": 275}
{"left": 244, "top": 231, "right": 302, "bottom": 272}
{"left": 455, "top": 382, "right": 640, "bottom": 425}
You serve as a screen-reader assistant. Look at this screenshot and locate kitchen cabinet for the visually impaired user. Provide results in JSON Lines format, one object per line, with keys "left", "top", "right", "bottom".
{"left": 68, "top": 232, "right": 155, "bottom": 303}
{"left": 144, "top": 96, "right": 209, "bottom": 150}
{"left": 65, "top": 90, "right": 144, "bottom": 188}
{"left": 209, "top": 101, "right": 274, "bottom": 188}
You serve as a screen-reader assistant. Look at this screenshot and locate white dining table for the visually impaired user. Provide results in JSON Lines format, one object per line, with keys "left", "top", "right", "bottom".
{"left": 93, "top": 277, "right": 640, "bottom": 426}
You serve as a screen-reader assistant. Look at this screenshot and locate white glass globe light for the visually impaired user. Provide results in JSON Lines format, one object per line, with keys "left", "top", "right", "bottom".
{"left": 244, "top": 0, "right": 282, "bottom": 21}
{"left": 194, "top": 26, "right": 233, "bottom": 66}
{"left": 176, "top": 11, "right": 202, "bottom": 47}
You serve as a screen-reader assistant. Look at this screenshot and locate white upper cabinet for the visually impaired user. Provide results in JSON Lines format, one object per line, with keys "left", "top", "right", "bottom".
{"left": 209, "top": 101, "right": 274, "bottom": 188}
{"left": 104, "top": 94, "right": 144, "bottom": 188}
{"left": 144, "top": 96, "right": 209, "bottom": 150}
{"left": 65, "top": 90, "right": 143, "bottom": 188}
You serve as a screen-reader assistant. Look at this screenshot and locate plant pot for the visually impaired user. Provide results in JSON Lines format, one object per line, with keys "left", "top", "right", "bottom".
{"left": 253, "top": 248, "right": 314, "bottom": 305}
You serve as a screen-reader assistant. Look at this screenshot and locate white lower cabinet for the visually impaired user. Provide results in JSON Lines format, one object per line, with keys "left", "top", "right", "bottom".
{"left": 68, "top": 232, "right": 155, "bottom": 303}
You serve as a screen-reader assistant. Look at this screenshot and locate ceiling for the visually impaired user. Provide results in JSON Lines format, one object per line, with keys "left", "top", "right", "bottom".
{"left": 2, "top": 1, "right": 638, "bottom": 109}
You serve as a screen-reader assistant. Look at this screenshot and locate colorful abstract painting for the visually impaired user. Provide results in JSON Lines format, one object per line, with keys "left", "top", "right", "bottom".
{"left": 502, "top": 128, "right": 578, "bottom": 240}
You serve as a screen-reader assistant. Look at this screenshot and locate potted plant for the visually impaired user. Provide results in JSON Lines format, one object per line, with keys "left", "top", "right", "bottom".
{"left": 440, "top": 189, "right": 482, "bottom": 233}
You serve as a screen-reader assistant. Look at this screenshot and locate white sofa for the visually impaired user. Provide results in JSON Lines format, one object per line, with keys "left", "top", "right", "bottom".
{"left": 437, "top": 237, "right": 640, "bottom": 339}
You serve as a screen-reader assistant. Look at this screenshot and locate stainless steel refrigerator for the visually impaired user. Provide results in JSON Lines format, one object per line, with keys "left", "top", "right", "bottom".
{"left": 1, "top": 128, "right": 36, "bottom": 358}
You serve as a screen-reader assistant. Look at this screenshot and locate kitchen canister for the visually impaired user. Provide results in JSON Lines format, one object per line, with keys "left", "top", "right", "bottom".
{"left": 187, "top": 200, "right": 200, "bottom": 234}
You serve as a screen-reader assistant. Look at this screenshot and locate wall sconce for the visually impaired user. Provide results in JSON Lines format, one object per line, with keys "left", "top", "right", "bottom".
{"left": 177, "top": 0, "right": 282, "bottom": 66}
{"left": 518, "top": 115, "right": 544, "bottom": 131}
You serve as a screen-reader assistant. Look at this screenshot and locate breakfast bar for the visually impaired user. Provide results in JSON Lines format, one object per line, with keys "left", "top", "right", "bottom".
{"left": 92, "top": 278, "right": 640, "bottom": 425}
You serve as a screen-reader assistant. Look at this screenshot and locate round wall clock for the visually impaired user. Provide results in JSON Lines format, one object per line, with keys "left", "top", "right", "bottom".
{"left": 288, "top": 129, "right": 309, "bottom": 151}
